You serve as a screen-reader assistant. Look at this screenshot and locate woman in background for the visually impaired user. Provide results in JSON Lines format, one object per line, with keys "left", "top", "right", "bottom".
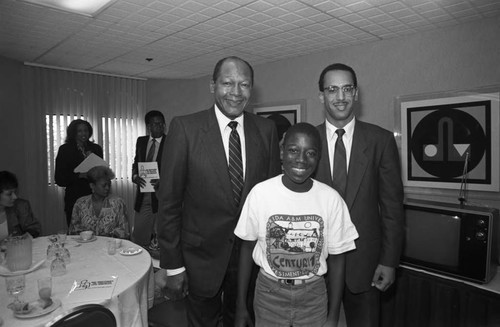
{"left": 0, "top": 171, "right": 41, "bottom": 241}
{"left": 69, "top": 166, "right": 129, "bottom": 239}
{"left": 55, "top": 119, "right": 103, "bottom": 227}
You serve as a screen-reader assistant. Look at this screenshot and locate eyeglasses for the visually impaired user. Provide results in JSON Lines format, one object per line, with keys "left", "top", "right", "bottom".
{"left": 149, "top": 122, "right": 165, "bottom": 127}
{"left": 324, "top": 85, "right": 356, "bottom": 96}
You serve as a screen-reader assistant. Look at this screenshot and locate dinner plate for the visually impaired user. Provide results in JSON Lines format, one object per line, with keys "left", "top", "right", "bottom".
{"left": 120, "top": 247, "right": 142, "bottom": 256}
{"left": 14, "top": 299, "right": 61, "bottom": 319}
{"left": 74, "top": 235, "right": 97, "bottom": 243}
{"left": 0, "top": 259, "right": 46, "bottom": 277}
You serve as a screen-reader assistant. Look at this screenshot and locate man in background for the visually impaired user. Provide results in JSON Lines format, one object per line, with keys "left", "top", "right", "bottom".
{"left": 314, "top": 63, "right": 404, "bottom": 327}
{"left": 156, "top": 56, "right": 281, "bottom": 327}
{"left": 132, "top": 110, "right": 166, "bottom": 259}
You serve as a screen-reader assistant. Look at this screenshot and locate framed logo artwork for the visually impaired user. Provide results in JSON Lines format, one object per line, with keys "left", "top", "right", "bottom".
{"left": 396, "top": 89, "right": 499, "bottom": 192}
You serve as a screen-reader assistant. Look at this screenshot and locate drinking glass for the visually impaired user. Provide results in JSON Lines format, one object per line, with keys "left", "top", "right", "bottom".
{"left": 37, "top": 277, "right": 52, "bottom": 300}
{"left": 107, "top": 239, "right": 117, "bottom": 255}
{"left": 0, "top": 249, "right": 5, "bottom": 265}
{"left": 6, "top": 274, "right": 26, "bottom": 302}
{"left": 50, "top": 252, "right": 66, "bottom": 277}
{"left": 59, "top": 243, "right": 71, "bottom": 264}
{"left": 47, "top": 235, "right": 60, "bottom": 260}
{"left": 57, "top": 229, "right": 67, "bottom": 245}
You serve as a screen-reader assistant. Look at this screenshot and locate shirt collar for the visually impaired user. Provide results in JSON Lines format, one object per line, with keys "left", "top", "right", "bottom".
{"left": 214, "top": 104, "right": 244, "bottom": 132}
{"left": 149, "top": 135, "right": 163, "bottom": 143}
{"left": 326, "top": 118, "right": 355, "bottom": 141}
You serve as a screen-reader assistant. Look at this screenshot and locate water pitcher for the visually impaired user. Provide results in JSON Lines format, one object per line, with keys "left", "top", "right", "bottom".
{"left": 5, "top": 234, "right": 33, "bottom": 271}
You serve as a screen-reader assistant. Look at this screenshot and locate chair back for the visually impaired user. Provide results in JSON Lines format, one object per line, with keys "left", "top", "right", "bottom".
{"left": 45, "top": 304, "right": 116, "bottom": 327}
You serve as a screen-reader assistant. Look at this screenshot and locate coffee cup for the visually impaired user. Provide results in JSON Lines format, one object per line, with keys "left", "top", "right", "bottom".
{"left": 80, "top": 231, "right": 94, "bottom": 241}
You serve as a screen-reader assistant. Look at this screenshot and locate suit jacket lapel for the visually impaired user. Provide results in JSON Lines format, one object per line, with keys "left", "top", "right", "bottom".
{"left": 201, "top": 107, "right": 236, "bottom": 207}
{"left": 345, "top": 120, "right": 369, "bottom": 208}
{"left": 242, "top": 113, "right": 262, "bottom": 199}
{"left": 139, "top": 136, "right": 148, "bottom": 161}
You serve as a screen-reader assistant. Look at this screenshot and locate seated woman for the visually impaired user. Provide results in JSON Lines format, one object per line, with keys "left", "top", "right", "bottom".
{"left": 0, "top": 171, "right": 41, "bottom": 241}
{"left": 69, "top": 166, "right": 129, "bottom": 239}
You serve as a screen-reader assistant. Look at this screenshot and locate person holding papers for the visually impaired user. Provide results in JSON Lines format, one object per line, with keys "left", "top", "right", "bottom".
{"left": 69, "top": 166, "right": 129, "bottom": 239}
{"left": 131, "top": 110, "right": 166, "bottom": 257}
{"left": 55, "top": 119, "right": 103, "bottom": 227}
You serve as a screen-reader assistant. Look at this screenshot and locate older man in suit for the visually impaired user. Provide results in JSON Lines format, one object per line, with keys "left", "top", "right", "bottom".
{"left": 131, "top": 110, "right": 166, "bottom": 256}
{"left": 156, "top": 56, "right": 281, "bottom": 327}
{"left": 314, "top": 63, "right": 404, "bottom": 327}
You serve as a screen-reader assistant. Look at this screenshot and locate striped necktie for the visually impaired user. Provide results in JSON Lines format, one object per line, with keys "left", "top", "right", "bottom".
{"left": 332, "top": 129, "right": 347, "bottom": 197}
{"left": 228, "top": 121, "right": 244, "bottom": 206}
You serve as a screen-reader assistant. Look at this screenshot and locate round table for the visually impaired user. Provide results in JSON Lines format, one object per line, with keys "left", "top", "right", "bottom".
{"left": 0, "top": 236, "right": 154, "bottom": 327}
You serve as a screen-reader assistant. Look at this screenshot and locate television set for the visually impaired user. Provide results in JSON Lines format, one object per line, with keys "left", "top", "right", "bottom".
{"left": 402, "top": 198, "right": 499, "bottom": 284}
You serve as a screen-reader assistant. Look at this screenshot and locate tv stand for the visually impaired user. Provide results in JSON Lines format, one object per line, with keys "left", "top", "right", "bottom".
{"left": 380, "top": 266, "right": 500, "bottom": 326}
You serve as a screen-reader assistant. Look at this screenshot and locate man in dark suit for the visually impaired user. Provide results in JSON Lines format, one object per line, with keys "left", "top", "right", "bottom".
{"left": 131, "top": 110, "right": 166, "bottom": 257}
{"left": 156, "top": 56, "right": 281, "bottom": 327}
{"left": 314, "top": 63, "right": 404, "bottom": 327}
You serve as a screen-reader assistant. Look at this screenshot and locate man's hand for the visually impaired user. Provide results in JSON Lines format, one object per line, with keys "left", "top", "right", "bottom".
{"left": 155, "top": 269, "right": 189, "bottom": 300}
{"left": 151, "top": 178, "right": 160, "bottom": 191}
{"left": 371, "top": 264, "right": 395, "bottom": 291}
{"left": 132, "top": 174, "right": 147, "bottom": 188}
{"left": 234, "top": 305, "right": 254, "bottom": 327}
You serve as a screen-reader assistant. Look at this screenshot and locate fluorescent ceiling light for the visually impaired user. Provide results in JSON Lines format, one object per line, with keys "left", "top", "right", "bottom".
{"left": 19, "top": 0, "right": 115, "bottom": 17}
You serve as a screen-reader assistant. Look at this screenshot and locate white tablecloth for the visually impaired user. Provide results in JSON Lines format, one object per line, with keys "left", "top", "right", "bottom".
{"left": 0, "top": 236, "right": 154, "bottom": 327}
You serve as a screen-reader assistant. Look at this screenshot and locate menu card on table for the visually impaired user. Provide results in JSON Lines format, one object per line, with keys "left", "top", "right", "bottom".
{"left": 66, "top": 277, "right": 118, "bottom": 304}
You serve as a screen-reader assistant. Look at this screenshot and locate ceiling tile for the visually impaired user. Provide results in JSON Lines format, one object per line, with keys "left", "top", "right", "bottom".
{"left": 2, "top": 0, "right": 498, "bottom": 79}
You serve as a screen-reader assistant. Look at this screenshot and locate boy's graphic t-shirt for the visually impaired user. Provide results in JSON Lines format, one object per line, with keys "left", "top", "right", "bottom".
{"left": 235, "top": 175, "right": 358, "bottom": 279}
{"left": 267, "top": 214, "right": 324, "bottom": 278}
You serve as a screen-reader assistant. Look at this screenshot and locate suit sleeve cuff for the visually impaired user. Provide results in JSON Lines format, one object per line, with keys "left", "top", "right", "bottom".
{"left": 166, "top": 267, "right": 186, "bottom": 276}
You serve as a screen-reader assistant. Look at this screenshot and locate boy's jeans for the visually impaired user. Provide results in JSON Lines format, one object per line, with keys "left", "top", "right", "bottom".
{"left": 254, "top": 271, "right": 327, "bottom": 327}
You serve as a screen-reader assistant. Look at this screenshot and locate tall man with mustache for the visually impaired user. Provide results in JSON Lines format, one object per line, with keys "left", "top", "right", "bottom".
{"left": 314, "top": 63, "right": 404, "bottom": 327}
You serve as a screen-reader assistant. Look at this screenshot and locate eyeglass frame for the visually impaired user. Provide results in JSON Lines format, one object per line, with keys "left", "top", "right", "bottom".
{"left": 323, "top": 84, "right": 357, "bottom": 96}
{"left": 148, "top": 121, "right": 165, "bottom": 127}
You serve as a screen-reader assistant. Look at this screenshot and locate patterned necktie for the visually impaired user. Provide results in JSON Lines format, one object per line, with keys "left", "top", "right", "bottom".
{"left": 228, "top": 121, "right": 244, "bottom": 206}
{"left": 332, "top": 129, "right": 347, "bottom": 197}
{"left": 146, "top": 138, "right": 156, "bottom": 162}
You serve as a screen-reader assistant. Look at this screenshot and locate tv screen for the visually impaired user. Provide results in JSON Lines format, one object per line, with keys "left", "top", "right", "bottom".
{"left": 404, "top": 208, "right": 460, "bottom": 269}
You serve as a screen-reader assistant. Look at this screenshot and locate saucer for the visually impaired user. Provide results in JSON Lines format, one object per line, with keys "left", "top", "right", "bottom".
{"left": 74, "top": 235, "right": 97, "bottom": 243}
{"left": 120, "top": 247, "right": 142, "bottom": 256}
{"left": 14, "top": 299, "right": 61, "bottom": 319}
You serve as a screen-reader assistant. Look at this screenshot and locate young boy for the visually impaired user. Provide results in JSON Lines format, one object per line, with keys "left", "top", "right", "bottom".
{"left": 234, "top": 122, "right": 359, "bottom": 327}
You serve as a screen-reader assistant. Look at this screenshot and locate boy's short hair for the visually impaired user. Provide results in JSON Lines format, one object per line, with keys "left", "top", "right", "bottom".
{"left": 283, "top": 123, "right": 321, "bottom": 155}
